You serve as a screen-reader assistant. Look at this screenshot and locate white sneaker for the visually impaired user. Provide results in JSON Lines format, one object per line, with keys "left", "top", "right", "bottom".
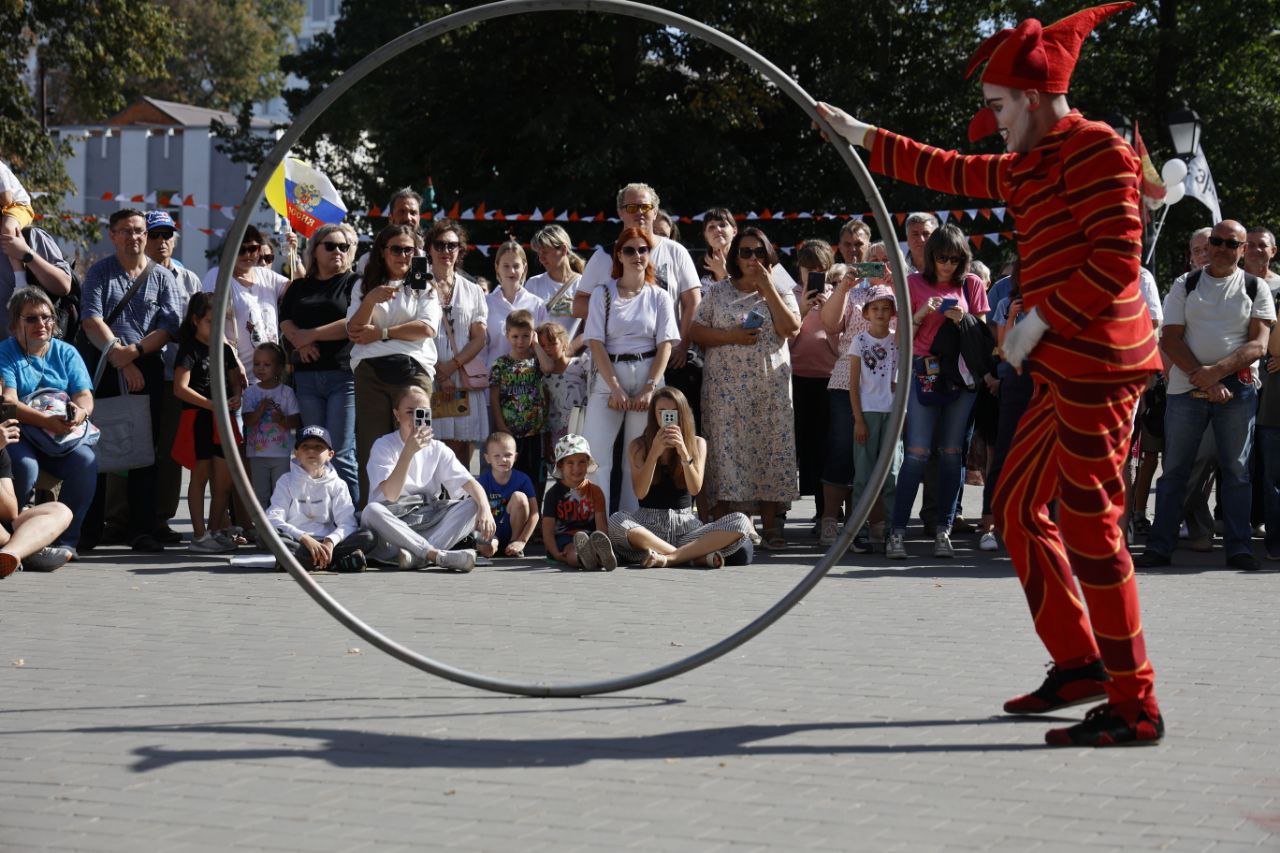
{"left": 573, "top": 531, "right": 598, "bottom": 571}
{"left": 885, "top": 532, "right": 907, "bottom": 560}
{"left": 934, "top": 530, "right": 955, "bottom": 558}
{"left": 397, "top": 548, "right": 418, "bottom": 570}
{"left": 190, "top": 532, "right": 233, "bottom": 554}
{"left": 818, "top": 518, "right": 839, "bottom": 547}
{"left": 436, "top": 549, "right": 476, "bottom": 573}
{"left": 979, "top": 531, "right": 999, "bottom": 552}
{"left": 589, "top": 531, "right": 617, "bottom": 572}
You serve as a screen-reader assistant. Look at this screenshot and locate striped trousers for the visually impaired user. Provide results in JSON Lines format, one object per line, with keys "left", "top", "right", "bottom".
{"left": 992, "top": 372, "right": 1158, "bottom": 717}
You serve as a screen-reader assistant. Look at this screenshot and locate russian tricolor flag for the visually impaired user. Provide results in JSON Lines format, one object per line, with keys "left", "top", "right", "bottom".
{"left": 265, "top": 158, "right": 347, "bottom": 237}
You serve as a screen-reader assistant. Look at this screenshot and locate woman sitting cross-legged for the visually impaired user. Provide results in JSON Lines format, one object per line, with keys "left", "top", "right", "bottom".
{"left": 607, "top": 387, "right": 754, "bottom": 568}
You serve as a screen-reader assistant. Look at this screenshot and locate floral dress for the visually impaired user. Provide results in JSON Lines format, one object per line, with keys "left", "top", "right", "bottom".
{"left": 542, "top": 354, "right": 589, "bottom": 445}
{"left": 696, "top": 279, "right": 799, "bottom": 511}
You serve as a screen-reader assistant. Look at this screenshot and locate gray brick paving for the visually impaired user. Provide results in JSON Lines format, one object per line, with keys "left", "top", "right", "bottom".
{"left": 2, "top": 487, "right": 1278, "bottom": 852}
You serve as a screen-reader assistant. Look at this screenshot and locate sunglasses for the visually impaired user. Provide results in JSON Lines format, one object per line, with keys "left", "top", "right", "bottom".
{"left": 21, "top": 314, "right": 55, "bottom": 325}
{"left": 1208, "top": 236, "right": 1244, "bottom": 249}
{"left": 737, "top": 246, "right": 770, "bottom": 259}
{"left": 620, "top": 203, "right": 655, "bottom": 215}
{"left": 259, "top": 255, "right": 274, "bottom": 264}
{"left": 432, "top": 240, "right": 461, "bottom": 253}
{"left": 321, "top": 241, "right": 350, "bottom": 253}
{"left": 386, "top": 245, "right": 416, "bottom": 257}
{"left": 934, "top": 255, "right": 965, "bottom": 264}
{"left": 620, "top": 245, "right": 651, "bottom": 257}
{"left": 238, "top": 243, "right": 260, "bottom": 255}
{"left": 148, "top": 230, "right": 175, "bottom": 240}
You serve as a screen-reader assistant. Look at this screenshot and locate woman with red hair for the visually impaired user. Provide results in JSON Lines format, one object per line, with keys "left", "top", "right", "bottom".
{"left": 581, "top": 227, "right": 680, "bottom": 514}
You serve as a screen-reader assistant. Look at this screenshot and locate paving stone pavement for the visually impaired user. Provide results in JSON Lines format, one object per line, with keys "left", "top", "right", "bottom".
{"left": 1, "top": 487, "right": 1278, "bottom": 852}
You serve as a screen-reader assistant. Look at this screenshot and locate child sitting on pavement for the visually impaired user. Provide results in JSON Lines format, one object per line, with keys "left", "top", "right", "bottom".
{"left": 540, "top": 433, "right": 615, "bottom": 570}
{"left": 266, "top": 425, "right": 375, "bottom": 573}
{"left": 476, "top": 431, "right": 539, "bottom": 559}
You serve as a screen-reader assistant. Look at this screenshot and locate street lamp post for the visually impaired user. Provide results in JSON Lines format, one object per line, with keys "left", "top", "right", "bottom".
{"left": 1167, "top": 103, "right": 1202, "bottom": 159}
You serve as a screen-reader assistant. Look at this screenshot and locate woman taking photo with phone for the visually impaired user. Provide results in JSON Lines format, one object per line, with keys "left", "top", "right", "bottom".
{"left": 691, "top": 227, "right": 801, "bottom": 549}
{"left": 279, "top": 222, "right": 361, "bottom": 502}
{"left": 607, "top": 387, "right": 754, "bottom": 567}
{"left": 424, "top": 219, "right": 489, "bottom": 465}
{"left": 346, "top": 224, "right": 440, "bottom": 507}
{"left": 885, "top": 223, "right": 988, "bottom": 560}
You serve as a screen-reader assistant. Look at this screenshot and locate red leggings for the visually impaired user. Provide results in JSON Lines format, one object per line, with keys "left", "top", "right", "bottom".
{"left": 993, "top": 372, "right": 1158, "bottom": 717}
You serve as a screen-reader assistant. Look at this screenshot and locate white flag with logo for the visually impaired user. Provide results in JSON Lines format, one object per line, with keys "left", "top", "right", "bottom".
{"left": 1183, "top": 147, "right": 1221, "bottom": 224}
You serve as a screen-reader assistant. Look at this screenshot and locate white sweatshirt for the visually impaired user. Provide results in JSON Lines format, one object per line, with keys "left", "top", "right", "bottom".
{"left": 266, "top": 460, "right": 358, "bottom": 545}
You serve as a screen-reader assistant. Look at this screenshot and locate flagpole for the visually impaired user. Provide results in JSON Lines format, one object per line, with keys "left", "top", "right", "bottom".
{"left": 1145, "top": 204, "right": 1171, "bottom": 267}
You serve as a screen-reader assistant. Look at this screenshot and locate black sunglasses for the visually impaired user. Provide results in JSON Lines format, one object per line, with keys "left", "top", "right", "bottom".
{"left": 238, "top": 243, "right": 260, "bottom": 255}
{"left": 737, "top": 246, "right": 770, "bottom": 259}
{"left": 321, "top": 241, "right": 350, "bottom": 253}
{"left": 1208, "top": 236, "right": 1244, "bottom": 249}
{"left": 934, "top": 255, "right": 965, "bottom": 264}
{"left": 433, "top": 240, "right": 462, "bottom": 252}
{"left": 386, "top": 245, "right": 416, "bottom": 257}
{"left": 620, "top": 245, "right": 650, "bottom": 257}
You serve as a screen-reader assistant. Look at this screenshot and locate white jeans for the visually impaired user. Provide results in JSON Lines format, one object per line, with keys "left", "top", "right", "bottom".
{"left": 361, "top": 497, "right": 479, "bottom": 564}
{"left": 582, "top": 358, "right": 660, "bottom": 514}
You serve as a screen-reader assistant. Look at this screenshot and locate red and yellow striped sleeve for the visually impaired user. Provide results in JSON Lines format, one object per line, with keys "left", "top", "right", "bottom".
{"left": 868, "top": 128, "right": 1010, "bottom": 201}
{"left": 1034, "top": 125, "right": 1144, "bottom": 340}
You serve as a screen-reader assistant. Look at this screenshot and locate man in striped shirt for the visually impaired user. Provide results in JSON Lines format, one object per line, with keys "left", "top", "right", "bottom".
{"left": 818, "top": 2, "right": 1164, "bottom": 747}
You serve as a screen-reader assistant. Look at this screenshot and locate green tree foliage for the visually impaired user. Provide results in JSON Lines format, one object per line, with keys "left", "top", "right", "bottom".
{"left": 136, "top": 0, "right": 305, "bottom": 111}
{"left": 0, "top": 1, "right": 175, "bottom": 241}
{"left": 279, "top": 0, "right": 1280, "bottom": 277}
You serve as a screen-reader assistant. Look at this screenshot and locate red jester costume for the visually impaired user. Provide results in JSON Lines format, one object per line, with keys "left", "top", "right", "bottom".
{"left": 819, "top": 2, "right": 1164, "bottom": 746}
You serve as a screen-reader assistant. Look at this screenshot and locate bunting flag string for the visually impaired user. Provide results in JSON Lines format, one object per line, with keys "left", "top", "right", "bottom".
{"left": 30, "top": 208, "right": 1015, "bottom": 253}
{"left": 32, "top": 191, "right": 1013, "bottom": 229}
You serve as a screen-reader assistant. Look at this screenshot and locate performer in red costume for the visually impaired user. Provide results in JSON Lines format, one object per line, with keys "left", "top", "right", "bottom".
{"left": 818, "top": 2, "right": 1164, "bottom": 746}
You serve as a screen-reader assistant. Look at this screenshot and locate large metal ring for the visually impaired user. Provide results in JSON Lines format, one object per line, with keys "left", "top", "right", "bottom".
{"left": 211, "top": 0, "right": 913, "bottom": 697}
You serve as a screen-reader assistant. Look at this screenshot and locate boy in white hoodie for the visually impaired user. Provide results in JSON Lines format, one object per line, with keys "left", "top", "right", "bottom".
{"left": 267, "top": 426, "right": 375, "bottom": 572}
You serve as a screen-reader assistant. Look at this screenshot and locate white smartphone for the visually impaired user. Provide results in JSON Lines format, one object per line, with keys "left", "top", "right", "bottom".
{"left": 660, "top": 409, "right": 678, "bottom": 427}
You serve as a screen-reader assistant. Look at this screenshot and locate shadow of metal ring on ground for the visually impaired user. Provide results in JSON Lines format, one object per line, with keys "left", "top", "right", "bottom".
{"left": 210, "top": 0, "right": 913, "bottom": 697}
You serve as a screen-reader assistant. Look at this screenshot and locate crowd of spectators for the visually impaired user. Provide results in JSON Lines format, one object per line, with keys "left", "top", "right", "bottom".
{"left": 2, "top": 167, "right": 1278, "bottom": 577}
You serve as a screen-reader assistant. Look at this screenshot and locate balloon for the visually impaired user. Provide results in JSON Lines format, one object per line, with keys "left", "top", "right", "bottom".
{"left": 1163, "top": 183, "right": 1186, "bottom": 206}
{"left": 1161, "top": 158, "right": 1188, "bottom": 186}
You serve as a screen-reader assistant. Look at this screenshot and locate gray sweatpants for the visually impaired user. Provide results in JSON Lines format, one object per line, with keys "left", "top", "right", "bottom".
{"left": 361, "top": 495, "right": 479, "bottom": 565}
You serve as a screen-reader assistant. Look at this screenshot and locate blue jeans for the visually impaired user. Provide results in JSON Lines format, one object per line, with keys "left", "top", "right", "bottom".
{"left": 8, "top": 437, "right": 98, "bottom": 548}
{"left": 293, "top": 369, "right": 358, "bottom": 504}
{"left": 1148, "top": 386, "right": 1256, "bottom": 557}
{"left": 892, "top": 384, "right": 977, "bottom": 534}
{"left": 1255, "top": 425, "right": 1280, "bottom": 554}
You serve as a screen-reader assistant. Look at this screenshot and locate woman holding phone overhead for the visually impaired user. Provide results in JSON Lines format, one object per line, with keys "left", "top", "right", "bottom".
{"left": 883, "top": 223, "right": 988, "bottom": 561}
{"left": 346, "top": 224, "right": 440, "bottom": 507}
{"left": 691, "top": 227, "right": 801, "bottom": 549}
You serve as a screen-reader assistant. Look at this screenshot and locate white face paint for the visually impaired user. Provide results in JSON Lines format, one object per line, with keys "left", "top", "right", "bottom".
{"left": 982, "top": 83, "right": 1034, "bottom": 153}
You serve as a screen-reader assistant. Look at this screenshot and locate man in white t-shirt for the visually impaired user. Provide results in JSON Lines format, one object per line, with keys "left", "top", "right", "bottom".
{"left": 1139, "top": 220, "right": 1275, "bottom": 571}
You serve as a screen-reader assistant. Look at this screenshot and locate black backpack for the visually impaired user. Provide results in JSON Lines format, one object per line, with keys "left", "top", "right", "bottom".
{"left": 1183, "top": 268, "right": 1259, "bottom": 301}
{"left": 20, "top": 227, "right": 82, "bottom": 343}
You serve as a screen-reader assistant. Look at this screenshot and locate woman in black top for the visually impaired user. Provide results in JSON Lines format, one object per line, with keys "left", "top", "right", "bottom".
{"left": 280, "top": 223, "right": 361, "bottom": 503}
{"left": 606, "top": 387, "right": 753, "bottom": 567}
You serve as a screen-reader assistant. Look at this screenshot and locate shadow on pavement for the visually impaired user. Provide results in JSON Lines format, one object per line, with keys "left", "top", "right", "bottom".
{"left": 30, "top": 717, "right": 1056, "bottom": 772}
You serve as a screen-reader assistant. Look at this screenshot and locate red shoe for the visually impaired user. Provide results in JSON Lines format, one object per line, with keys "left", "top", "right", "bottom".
{"left": 1045, "top": 703, "right": 1165, "bottom": 747}
{"left": 1003, "top": 660, "right": 1109, "bottom": 715}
